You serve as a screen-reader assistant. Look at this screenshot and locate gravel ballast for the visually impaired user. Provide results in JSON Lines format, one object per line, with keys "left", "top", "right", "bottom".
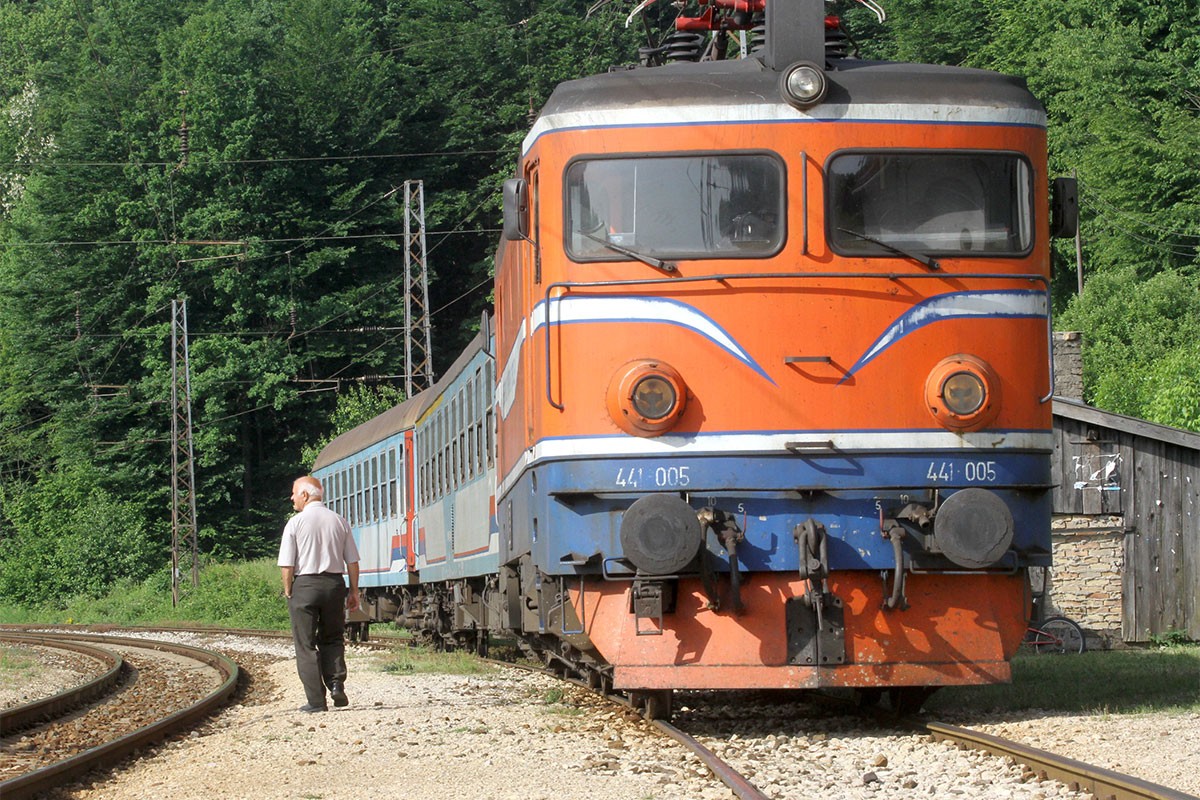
{"left": 6, "top": 633, "right": 1198, "bottom": 800}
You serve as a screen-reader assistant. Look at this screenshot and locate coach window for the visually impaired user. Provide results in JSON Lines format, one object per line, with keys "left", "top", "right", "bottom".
{"left": 450, "top": 394, "right": 459, "bottom": 488}
{"left": 377, "top": 454, "right": 386, "bottom": 519}
{"left": 387, "top": 448, "right": 397, "bottom": 518}
{"left": 333, "top": 471, "right": 342, "bottom": 519}
{"left": 436, "top": 412, "right": 442, "bottom": 497}
{"left": 415, "top": 438, "right": 423, "bottom": 506}
{"left": 565, "top": 154, "right": 784, "bottom": 260}
{"left": 457, "top": 389, "right": 467, "bottom": 483}
{"left": 338, "top": 469, "right": 346, "bottom": 519}
{"left": 465, "top": 377, "right": 475, "bottom": 479}
{"left": 420, "top": 436, "right": 428, "bottom": 506}
{"left": 357, "top": 460, "right": 366, "bottom": 524}
{"left": 332, "top": 471, "right": 339, "bottom": 518}
{"left": 380, "top": 455, "right": 386, "bottom": 518}
{"left": 475, "top": 373, "right": 483, "bottom": 477}
{"left": 439, "top": 409, "right": 448, "bottom": 497}
{"left": 444, "top": 407, "right": 453, "bottom": 493}
{"left": 827, "top": 151, "right": 1033, "bottom": 256}
{"left": 485, "top": 358, "right": 495, "bottom": 468}
{"left": 367, "top": 457, "right": 376, "bottom": 521}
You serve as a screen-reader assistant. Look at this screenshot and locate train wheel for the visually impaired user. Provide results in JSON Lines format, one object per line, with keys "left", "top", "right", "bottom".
{"left": 585, "top": 669, "right": 602, "bottom": 689}
{"left": 855, "top": 688, "right": 883, "bottom": 708}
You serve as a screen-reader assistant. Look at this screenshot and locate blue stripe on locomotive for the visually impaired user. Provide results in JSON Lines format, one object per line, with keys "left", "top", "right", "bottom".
{"left": 504, "top": 446, "right": 1051, "bottom": 575}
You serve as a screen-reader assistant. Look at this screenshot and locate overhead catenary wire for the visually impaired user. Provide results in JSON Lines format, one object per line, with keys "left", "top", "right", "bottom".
{"left": 0, "top": 149, "right": 504, "bottom": 170}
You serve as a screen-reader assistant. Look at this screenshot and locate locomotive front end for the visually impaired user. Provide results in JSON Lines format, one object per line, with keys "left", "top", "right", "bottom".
{"left": 492, "top": 0, "right": 1067, "bottom": 716}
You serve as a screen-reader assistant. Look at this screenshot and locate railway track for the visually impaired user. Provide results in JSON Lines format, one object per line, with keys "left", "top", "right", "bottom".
{"left": 519, "top": 657, "right": 1197, "bottom": 800}
{"left": 921, "top": 719, "right": 1199, "bottom": 800}
{"left": 0, "top": 632, "right": 239, "bottom": 800}
{"left": 3, "top": 628, "right": 1192, "bottom": 800}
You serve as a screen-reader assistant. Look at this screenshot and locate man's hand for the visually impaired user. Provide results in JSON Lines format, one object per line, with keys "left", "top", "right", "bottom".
{"left": 346, "top": 590, "right": 360, "bottom": 612}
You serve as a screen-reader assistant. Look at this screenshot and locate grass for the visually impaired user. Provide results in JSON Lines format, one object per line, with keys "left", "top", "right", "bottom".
{"left": 0, "top": 559, "right": 291, "bottom": 630}
{"left": 379, "top": 646, "right": 494, "bottom": 676}
{"left": 2, "top": 561, "right": 1195, "bottom": 716}
{"left": 927, "top": 646, "right": 1200, "bottom": 715}
{"left": 0, "top": 644, "right": 38, "bottom": 678}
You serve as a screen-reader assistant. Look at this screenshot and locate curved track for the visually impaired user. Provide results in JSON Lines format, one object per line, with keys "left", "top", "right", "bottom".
{"left": 0, "top": 632, "right": 239, "bottom": 800}
{"left": 0, "top": 636, "right": 123, "bottom": 735}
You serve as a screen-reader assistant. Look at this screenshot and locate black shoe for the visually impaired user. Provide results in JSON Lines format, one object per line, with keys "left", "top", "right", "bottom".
{"left": 330, "top": 681, "right": 348, "bottom": 707}
{"left": 298, "top": 702, "right": 327, "bottom": 713}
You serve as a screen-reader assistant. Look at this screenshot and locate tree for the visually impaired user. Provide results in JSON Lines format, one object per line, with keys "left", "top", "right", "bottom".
{"left": 0, "top": 0, "right": 641, "bottom": 604}
{"left": 856, "top": 0, "right": 1200, "bottom": 429}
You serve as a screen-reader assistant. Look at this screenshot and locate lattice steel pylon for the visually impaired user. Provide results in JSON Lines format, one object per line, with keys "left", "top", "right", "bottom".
{"left": 403, "top": 180, "right": 434, "bottom": 398}
{"left": 170, "top": 299, "right": 199, "bottom": 606}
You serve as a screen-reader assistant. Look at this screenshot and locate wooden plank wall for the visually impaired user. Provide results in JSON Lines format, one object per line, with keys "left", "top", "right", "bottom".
{"left": 1050, "top": 405, "right": 1200, "bottom": 642}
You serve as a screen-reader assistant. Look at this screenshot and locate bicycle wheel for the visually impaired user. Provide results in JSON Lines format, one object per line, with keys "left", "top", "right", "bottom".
{"left": 1035, "top": 616, "right": 1086, "bottom": 654}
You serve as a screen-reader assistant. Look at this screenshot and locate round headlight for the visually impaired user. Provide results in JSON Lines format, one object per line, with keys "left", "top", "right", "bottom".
{"left": 781, "top": 61, "right": 828, "bottom": 107}
{"left": 941, "top": 371, "right": 986, "bottom": 415}
{"left": 607, "top": 360, "right": 688, "bottom": 437}
{"left": 631, "top": 375, "right": 676, "bottom": 420}
{"left": 924, "top": 355, "right": 1000, "bottom": 432}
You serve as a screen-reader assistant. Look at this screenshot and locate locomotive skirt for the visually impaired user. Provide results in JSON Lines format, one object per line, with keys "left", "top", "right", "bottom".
{"left": 288, "top": 573, "right": 349, "bottom": 708}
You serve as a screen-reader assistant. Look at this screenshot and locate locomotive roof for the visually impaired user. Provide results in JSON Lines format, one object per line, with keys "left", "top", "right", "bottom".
{"left": 524, "top": 57, "right": 1045, "bottom": 153}
{"left": 311, "top": 330, "right": 488, "bottom": 471}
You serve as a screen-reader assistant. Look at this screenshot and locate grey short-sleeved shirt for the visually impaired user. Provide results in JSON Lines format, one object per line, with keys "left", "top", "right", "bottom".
{"left": 277, "top": 501, "right": 359, "bottom": 575}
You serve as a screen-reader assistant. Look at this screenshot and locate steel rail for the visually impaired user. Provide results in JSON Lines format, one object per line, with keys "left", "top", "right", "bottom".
{"left": 0, "top": 632, "right": 240, "bottom": 800}
{"left": 494, "top": 657, "right": 768, "bottom": 800}
{"left": 649, "top": 718, "right": 772, "bottom": 800}
{"left": 492, "top": 657, "right": 771, "bottom": 800}
{"left": 922, "top": 720, "right": 1197, "bottom": 800}
{"left": 0, "top": 634, "right": 124, "bottom": 735}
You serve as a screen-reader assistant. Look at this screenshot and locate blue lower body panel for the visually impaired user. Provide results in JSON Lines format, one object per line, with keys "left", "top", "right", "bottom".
{"left": 499, "top": 450, "right": 1052, "bottom": 574}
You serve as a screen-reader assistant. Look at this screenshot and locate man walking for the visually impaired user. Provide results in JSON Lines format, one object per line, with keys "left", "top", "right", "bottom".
{"left": 278, "top": 475, "right": 360, "bottom": 712}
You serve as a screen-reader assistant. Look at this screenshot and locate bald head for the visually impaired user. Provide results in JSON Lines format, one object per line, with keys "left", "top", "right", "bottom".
{"left": 291, "top": 476, "right": 324, "bottom": 511}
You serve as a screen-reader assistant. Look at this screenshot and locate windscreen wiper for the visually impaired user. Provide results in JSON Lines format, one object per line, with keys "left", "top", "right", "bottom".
{"left": 581, "top": 231, "right": 677, "bottom": 273}
{"left": 837, "top": 227, "right": 940, "bottom": 271}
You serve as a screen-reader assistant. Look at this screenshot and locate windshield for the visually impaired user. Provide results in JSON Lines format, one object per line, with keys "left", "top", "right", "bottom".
{"left": 827, "top": 152, "right": 1034, "bottom": 256}
{"left": 565, "top": 154, "right": 785, "bottom": 260}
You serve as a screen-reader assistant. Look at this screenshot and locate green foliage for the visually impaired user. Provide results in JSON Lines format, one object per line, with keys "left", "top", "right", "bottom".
{"left": 0, "top": 0, "right": 637, "bottom": 607}
{"left": 0, "top": 558, "right": 291, "bottom": 629}
{"left": 300, "top": 383, "right": 406, "bottom": 467}
{"left": 2, "top": 0, "right": 1198, "bottom": 612}
{"left": 0, "top": 467, "right": 161, "bottom": 606}
{"left": 1149, "top": 629, "right": 1196, "bottom": 648}
{"left": 858, "top": 0, "right": 1200, "bottom": 430}
{"left": 1058, "top": 267, "right": 1200, "bottom": 430}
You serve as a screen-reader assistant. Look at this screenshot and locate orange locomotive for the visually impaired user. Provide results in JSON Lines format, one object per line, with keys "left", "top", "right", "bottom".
{"left": 489, "top": 0, "right": 1077, "bottom": 716}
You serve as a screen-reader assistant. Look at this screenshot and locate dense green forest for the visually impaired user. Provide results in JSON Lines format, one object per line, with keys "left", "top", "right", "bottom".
{"left": 1, "top": 0, "right": 1197, "bottom": 606}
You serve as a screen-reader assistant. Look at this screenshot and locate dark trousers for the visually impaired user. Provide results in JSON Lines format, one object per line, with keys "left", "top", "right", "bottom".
{"left": 288, "top": 574, "right": 348, "bottom": 707}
